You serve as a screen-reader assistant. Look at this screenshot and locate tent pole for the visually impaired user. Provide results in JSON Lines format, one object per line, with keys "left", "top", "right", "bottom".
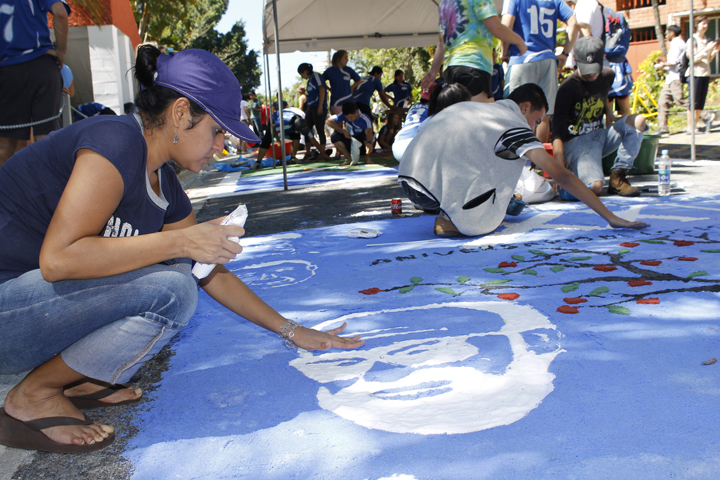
{"left": 688, "top": 3, "right": 695, "bottom": 162}
{"left": 271, "top": 0, "right": 289, "bottom": 190}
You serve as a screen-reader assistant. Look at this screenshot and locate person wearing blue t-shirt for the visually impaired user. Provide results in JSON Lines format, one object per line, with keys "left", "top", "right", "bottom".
{"left": 297, "top": 62, "right": 329, "bottom": 149}
{"left": 491, "top": 61, "right": 504, "bottom": 101}
{"left": 326, "top": 101, "right": 375, "bottom": 165}
{"left": 0, "top": 47, "right": 363, "bottom": 455}
{"left": 501, "top": 0, "right": 579, "bottom": 142}
{"left": 352, "top": 66, "right": 393, "bottom": 117}
{"left": 250, "top": 102, "right": 331, "bottom": 168}
{"left": 384, "top": 70, "right": 413, "bottom": 110}
{"left": 323, "top": 50, "right": 361, "bottom": 114}
{"left": 0, "top": 0, "right": 71, "bottom": 166}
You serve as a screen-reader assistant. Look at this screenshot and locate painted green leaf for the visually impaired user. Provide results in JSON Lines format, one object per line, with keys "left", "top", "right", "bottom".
{"left": 529, "top": 249, "right": 547, "bottom": 256}
{"left": 701, "top": 249, "right": 720, "bottom": 253}
{"left": 551, "top": 265, "right": 565, "bottom": 273}
{"left": 410, "top": 276, "right": 423, "bottom": 285}
{"left": 458, "top": 276, "right": 471, "bottom": 285}
{"left": 640, "top": 239, "right": 666, "bottom": 244}
{"left": 688, "top": 271, "right": 708, "bottom": 278}
{"left": 561, "top": 282, "right": 579, "bottom": 293}
{"left": 399, "top": 285, "right": 415, "bottom": 294}
{"left": 523, "top": 269, "right": 538, "bottom": 275}
{"left": 511, "top": 255, "right": 525, "bottom": 261}
{"left": 484, "top": 268, "right": 507, "bottom": 274}
{"left": 569, "top": 256, "right": 592, "bottom": 261}
{"left": 618, "top": 248, "right": 631, "bottom": 255}
{"left": 589, "top": 286, "right": 610, "bottom": 296}
{"left": 481, "top": 279, "right": 513, "bottom": 286}
{"left": 606, "top": 305, "right": 631, "bottom": 315}
{"left": 436, "top": 288, "right": 457, "bottom": 296}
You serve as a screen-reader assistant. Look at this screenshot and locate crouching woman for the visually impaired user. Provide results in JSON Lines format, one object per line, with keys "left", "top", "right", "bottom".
{"left": 0, "top": 46, "right": 363, "bottom": 454}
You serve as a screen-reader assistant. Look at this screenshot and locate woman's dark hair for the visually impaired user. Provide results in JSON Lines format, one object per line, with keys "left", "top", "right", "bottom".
{"left": 393, "top": 69, "right": 404, "bottom": 83}
{"left": 386, "top": 111, "right": 399, "bottom": 124}
{"left": 297, "top": 62, "right": 313, "bottom": 75}
{"left": 133, "top": 44, "right": 207, "bottom": 132}
{"left": 331, "top": 50, "right": 348, "bottom": 67}
{"left": 428, "top": 82, "right": 472, "bottom": 116}
{"left": 506, "top": 83, "right": 549, "bottom": 113}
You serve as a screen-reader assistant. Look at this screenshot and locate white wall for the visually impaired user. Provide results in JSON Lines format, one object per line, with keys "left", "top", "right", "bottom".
{"left": 87, "top": 25, "right": 136, "bottom": 114}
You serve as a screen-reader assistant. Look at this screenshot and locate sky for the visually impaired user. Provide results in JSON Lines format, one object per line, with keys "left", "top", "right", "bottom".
{"left": 216, "top": 0, "right": 328, "bottom": 95}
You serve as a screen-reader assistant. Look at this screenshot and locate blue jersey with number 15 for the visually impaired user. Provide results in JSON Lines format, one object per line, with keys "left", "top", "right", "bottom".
{"left": 502, "top": 0, "right": 574, "bottom": 66}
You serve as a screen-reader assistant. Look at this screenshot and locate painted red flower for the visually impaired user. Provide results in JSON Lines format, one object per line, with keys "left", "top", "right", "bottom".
{"left": 640, "top": 260, "right": 662, "bottom": 266}
{"left": 557, "top": 305, "right": 579, "bottom": 314}
{"left": 497, "top": 293, "right": 520, "bottom": 301}
{"left": 678, "top": 257, "right": 698, "bottom": 261}
{"left": 620, "top": 242, "right": 639, "bottom": 247}
{"left": 498, "top": 261, "right": 517, "bottom": 268}
{"left": 594, "top": 264, "right": 617, "bottom": 272}
{"left": 360, "top": 287, "right": 383, "bottom": 295}
{"left": 637, "top": 298, "right": 660, "bottom": 304}
{"left": 563, "top": 297, "right": 588, "bottom": 304}
{"left": 674, "top": 240, "right": 694, "bottom": 246}
{"left": 628, "top": 279, "right": 653, "bottom": 287}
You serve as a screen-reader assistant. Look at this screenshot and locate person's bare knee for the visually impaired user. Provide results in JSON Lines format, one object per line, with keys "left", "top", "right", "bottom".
{"left": 590, "top": 181, "right": 603, "bottom": 195}
{"left": 334, "top": 142, "right": 350, "bottom": 159}
{"left": 0, "top": 137, "right": 20, "bottom": 166}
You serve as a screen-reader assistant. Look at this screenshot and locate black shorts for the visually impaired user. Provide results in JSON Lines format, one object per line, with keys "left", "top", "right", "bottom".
{"left": 444, "top": 66, "right": 492, "bottom": 98}
{"left": 357, "top": 102, "right": 373, "bottom": 117}
{"left": 0, "top": 55, "right": 63, "bottom": 139}
{"left": 692, "top": 77, "right": 710, "bottom": 111}
{"left": 330, "top": 130, "right": 367, "bottom": 154}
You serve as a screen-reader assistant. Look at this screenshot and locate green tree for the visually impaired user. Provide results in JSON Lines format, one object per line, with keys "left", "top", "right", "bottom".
{"left": 133, "top": 0, "right": 200, "bottom": 44}
{"left": 189, "top": 21, "right": 261, "bottom": 92}
{"left": 349, "top": 47, "right": 432, "bottom": 88}
{"left": 157, "top": 0, "right": 228, "bottom": 50}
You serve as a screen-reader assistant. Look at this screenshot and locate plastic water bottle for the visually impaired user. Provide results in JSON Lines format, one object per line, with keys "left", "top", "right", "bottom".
{"left": 657, "top": 150, "right": 671, "bottom": 196}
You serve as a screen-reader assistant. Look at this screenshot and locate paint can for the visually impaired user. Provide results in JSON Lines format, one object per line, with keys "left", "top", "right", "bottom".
{"left": 391, "top": 198, "right": 402, "bottom": 214}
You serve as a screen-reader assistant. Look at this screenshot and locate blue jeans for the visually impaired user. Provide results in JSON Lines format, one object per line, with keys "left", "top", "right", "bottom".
{"left": 563, "top": 119, "right": 646, "bottom": 185}
{"left": 0, "top": 260, "right": 198, "bottom": 384}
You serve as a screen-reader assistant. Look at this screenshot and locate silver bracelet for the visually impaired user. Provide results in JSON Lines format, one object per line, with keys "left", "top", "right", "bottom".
{"left": 279, "top": 319, "right": 301, "bottom": 350}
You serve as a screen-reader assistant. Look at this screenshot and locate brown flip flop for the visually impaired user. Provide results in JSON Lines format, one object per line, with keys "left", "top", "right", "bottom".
{"left": 66, "top": 383, "right": 141, "bottom": 409}
{"left": 0, "top": 408, "right": 115, "bottom": 454}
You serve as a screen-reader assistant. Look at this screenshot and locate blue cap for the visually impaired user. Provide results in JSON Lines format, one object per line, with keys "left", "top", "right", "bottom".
{"left": 154, "top": 49, "right": 259, "bottom": 142}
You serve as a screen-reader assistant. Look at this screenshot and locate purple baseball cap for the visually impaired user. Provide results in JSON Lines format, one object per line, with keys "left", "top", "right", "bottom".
{"left": 154, "top": 49, "right": 259, "bottom": 143}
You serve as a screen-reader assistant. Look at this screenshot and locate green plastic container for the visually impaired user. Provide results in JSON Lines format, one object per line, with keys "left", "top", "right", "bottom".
{"left": 602, "top": 134, "right": 662, "bottom": 176}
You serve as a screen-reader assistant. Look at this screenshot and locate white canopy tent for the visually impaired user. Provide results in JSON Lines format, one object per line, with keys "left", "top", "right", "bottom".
{"left": 260, "top": 0, "right": 441, "bottom": 189}
{"left": 262, "top": 0, "right": 441, "bottom": 54}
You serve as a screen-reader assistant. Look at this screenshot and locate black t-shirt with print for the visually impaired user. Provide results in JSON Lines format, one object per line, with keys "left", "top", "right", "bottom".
{"left": 551, "top": 68, "right": 615, "bottom": 143}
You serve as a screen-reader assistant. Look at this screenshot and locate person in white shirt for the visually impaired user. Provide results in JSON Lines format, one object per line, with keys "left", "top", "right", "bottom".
{"left": 654, "top": 25, "right": 688, "bottom": 135}
{"left": 239, "top": 98, "right": 251, "bottom": 153}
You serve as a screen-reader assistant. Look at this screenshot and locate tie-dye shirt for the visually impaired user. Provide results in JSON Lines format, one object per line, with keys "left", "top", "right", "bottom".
{"left": 439, "top": 0, "right": 497, "bottom": 74}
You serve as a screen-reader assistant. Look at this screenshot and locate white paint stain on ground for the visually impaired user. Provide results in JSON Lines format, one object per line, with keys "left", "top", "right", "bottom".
{"left": 292, "top": 302, "right": 565, "bottom": 435}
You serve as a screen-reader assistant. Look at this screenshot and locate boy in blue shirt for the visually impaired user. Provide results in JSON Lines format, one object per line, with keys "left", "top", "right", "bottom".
{"left": 501, "top": 0, "right": 579, "bottom": 142}
{"left": 326, "top": 102, "right": 375, "bottom": 165}
{"left": 0, "top": 0, "right": 71, "bottom": 165}
{"left": 352, "top": 66, "right": 393, "bottom": 117}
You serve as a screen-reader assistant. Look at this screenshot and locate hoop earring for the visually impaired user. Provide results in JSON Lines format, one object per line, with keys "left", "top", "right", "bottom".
{"left": 173, "top": 128, "right": 179, "bottom": 145}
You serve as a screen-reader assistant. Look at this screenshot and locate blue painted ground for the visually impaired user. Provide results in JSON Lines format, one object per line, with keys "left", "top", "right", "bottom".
{"left": 127, "top": 195, "right": 720, "bottom": 480}
{"left": 232, "top": 165, "right": 398, "bottom": 193}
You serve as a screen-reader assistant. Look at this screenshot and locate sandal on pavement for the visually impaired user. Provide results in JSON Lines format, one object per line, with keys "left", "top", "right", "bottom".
{"left": 65, "top": 383, "right": 141, "bottom": 410}
{"left": 0, "top": 408, "right": 115, "bottom": 454}
{"left": 434, "top": 216, "right": 463, "bottom": 237}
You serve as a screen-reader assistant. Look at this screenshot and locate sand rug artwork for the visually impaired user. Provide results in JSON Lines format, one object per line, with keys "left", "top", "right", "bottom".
{"left": 127, "top": 195, "right": 720, "bottom": 480}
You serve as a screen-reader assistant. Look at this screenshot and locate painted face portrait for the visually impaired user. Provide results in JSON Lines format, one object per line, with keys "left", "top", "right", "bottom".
{"left": 290, "top": 301, "right": 564, "bottom": 435}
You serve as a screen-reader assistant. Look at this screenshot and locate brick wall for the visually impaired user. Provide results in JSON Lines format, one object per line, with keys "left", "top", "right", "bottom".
{"left": 49, "top": 0, "right": 140, "bottom": 48}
